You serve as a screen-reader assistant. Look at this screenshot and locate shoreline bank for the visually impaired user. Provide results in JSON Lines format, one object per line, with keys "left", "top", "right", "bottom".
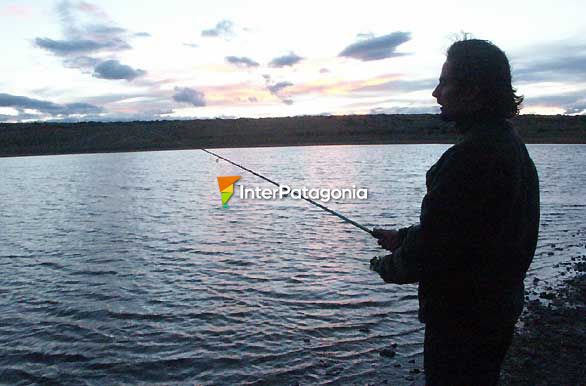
{"left": 1, "top": 114, "right": 585, "bottom": 158}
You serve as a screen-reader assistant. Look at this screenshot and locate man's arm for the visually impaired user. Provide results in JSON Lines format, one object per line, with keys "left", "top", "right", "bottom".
{"left": 371, "top": 225, "right": 421, "bottom": 284}
{"left": 372, "top": 142, "right": 503, "bottom": 283}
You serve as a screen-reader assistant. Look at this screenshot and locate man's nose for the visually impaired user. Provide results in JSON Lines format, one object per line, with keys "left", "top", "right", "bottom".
{"left": 432, "top": 85, "right": 439, "bottom": 99}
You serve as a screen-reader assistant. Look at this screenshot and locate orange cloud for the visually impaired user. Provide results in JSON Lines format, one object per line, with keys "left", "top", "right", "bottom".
{"left": 287, "top": 73, "right": 403, "bottom": 96}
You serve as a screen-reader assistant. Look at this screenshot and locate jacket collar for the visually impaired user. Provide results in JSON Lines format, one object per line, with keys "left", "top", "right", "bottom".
{"left": 456, "top": 119, "right": 511, "bottom": 142}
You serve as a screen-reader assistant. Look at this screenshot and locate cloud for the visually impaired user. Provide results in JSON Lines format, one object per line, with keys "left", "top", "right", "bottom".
{"left": 183, "top": 42, "right": 199, "bottom": 48}
{"left": 173, "top": 87, "right": 206, "bottom": 106}
{"left": 35, "top": 1, "right": 145, "bottom": 79}
{"left": 134, "top": 32, "right": 150, "bottom": 37}
{"left": 44, "top": 109, "right": 175, "bottom": 123}
{"left": 264, "top": 79, "right": 294, "bottom": 105}
{"left": 514, "top": 54, "right": 586, "bottom": 84}
{"left": 353, "top": 78, "right": 436, "bottom": 93}
{"left": 339, "top": 31, "right": 411, "bottom": 61}
{"left": 74, "top": 1, "right": 107, "bottom": 18}
{"left": 86, "top": 24, "right": 126, "bottom": 35}
{"left": 0, "top": 112, "right": 42, "bottom": 122}
{"left": 356, "top": 32, "right": 375, "bottom": 40}
{"left": 49, "top": 1, "right": 132, "bottom": 52}
{"left": 370, "top": 105, "right": 439, "bottom": 114}
{"left": 63, "top": 55, "right": 100, "bottom": 70}
{"left": 269, "top": 52, "right": 303, "bottom": 68}
{"left": 523, "top": 90, "right": 586, "bottom": 114}
{"left": 201, "top": 20, "right": 234, "bottom": 38}
{"left": 319, "top": 68, "right": 330, "bottom": 74}
{"left": 93, "top": 60, "right": 146, "bottom": 80}
{"left": 35, "top": 37, "right": 129, "bottom": 55}
{"left": 225, "top": 56, "right": 260, "bottom": 68}
{"left": 0, "top": 92, "right": 102, "bottom": 116}
{"left": 267, "top": 81, "right": 293, "bottom": 95}
{"left": 276, "top": 73, "right": 401, "bottom": 96}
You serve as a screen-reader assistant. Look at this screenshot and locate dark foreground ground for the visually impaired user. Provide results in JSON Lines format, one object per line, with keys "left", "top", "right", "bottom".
{"left": 500, "top": 255, "right": 586, "bottom": 385}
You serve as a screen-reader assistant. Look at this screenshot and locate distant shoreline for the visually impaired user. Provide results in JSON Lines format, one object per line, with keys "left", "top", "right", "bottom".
{"left": 0, "top": 139, "right": 455, "bottom": 159}
{"left": 1, "top": 114, "right": 585, "bottom": 158}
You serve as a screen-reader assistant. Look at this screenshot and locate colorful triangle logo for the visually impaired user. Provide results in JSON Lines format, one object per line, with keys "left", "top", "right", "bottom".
{"left": 217, "top": 176, "right": 240, "bottom": 207}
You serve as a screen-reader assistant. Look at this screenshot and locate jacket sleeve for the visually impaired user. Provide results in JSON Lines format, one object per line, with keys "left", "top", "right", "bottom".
{"left": 374, "top": 225, "right": 421, "bottom": 284}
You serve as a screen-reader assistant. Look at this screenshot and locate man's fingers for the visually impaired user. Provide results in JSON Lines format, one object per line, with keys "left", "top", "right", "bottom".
{"left": 370, "top": 256, "right": 382, "bottom": 272}
{"left": 379, "top": 240, "right": 392, "bottom": 251}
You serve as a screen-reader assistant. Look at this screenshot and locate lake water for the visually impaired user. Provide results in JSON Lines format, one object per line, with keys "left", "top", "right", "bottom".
{"left": 1, "top": 144, "right": 585, "bottom": 385}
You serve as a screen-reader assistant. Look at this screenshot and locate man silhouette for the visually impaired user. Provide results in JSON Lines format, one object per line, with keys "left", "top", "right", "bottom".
{"left": 371, "top": 39, "right": 540, "bottom": 385}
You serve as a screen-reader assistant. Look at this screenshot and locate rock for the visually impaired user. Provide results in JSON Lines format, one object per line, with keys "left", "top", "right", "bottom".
{"left": 408, "top": 359, "right": 416, "bottom": 364}
{"left": 410, "top": 368, "right": 421, "bottom": 374}
{"left": 540, "top": 292, "right": 556, "bottom": 300}
{"left": 394, "top": 363, "right": 402, "bottom": 368}
{"left": 380, "top": 348, "right": 396, "bottom": 358}
{"left": 359, "top": 327, "right": 370, "bottom": 333}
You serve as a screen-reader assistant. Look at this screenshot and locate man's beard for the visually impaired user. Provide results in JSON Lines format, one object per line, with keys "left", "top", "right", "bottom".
{"left": 439, "top": 107, "right": 477, "bottom": 123}
{"left": 439, "top": 107, "right": 455, "bottom": 122}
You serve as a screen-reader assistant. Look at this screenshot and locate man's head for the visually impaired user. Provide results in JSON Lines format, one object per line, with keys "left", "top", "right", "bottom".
{"left": 432, "top": 39, "right": 523, "bottom": 123}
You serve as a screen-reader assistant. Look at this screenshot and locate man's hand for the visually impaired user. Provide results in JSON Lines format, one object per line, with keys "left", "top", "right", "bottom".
{"left": 372, "top": 228, "right": 400, "bottom": 251}
{"left": 370, "top": 255, "right": 384, "bottom": 273}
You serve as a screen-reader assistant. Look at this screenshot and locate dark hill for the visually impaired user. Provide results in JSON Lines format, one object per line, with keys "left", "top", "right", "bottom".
{"left": 1, "top": 114, "right": 584, "bottom": 158}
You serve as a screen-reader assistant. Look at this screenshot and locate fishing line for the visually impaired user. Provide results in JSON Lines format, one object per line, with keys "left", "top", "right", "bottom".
{"left": 202, "top": 148, "right": 374, "bottom": 236}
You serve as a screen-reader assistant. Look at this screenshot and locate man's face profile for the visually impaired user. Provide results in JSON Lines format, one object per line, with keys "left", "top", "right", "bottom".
{"left": 432, "top": 61, "right": 474, "bottom": 122}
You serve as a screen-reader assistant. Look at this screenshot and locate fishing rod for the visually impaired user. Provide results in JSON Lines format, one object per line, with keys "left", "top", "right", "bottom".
{"left": 201, "top": 148, "right": 374, "bottom": 236}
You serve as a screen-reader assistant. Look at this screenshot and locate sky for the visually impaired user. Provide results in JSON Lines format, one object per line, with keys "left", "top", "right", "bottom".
{"left": 1, "top": 0, "right": 585, "bottom": 122}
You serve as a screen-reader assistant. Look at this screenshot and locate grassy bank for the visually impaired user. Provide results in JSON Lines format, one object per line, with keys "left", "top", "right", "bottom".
{"left": 1, "top": 114, "right": 585, "bottom": 158}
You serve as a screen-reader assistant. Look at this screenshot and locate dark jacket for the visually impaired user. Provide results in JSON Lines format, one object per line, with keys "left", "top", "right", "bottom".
{"left": 376, "top": 120, "right": 540, "bottom": 328}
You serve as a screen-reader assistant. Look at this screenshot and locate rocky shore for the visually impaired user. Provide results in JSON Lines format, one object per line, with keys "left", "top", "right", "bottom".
{"left": 500, "top": 254, "right": 586, "bottom": 385}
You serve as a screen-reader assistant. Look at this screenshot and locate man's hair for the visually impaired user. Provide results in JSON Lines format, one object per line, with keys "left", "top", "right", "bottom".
{"left": 447, "top": 39, "right": 523, "bottom": 119}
